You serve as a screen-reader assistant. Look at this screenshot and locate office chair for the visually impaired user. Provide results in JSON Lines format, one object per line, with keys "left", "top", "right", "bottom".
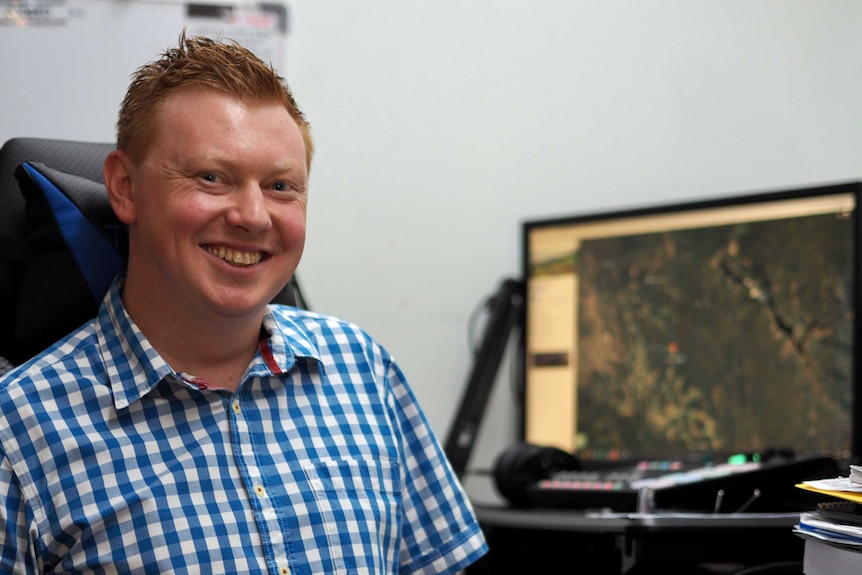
{"left": 0, "top": 137, "right": 117, "bottom": 371}
{"left": 0, "top": 137, "right": 307, "bottom": 374}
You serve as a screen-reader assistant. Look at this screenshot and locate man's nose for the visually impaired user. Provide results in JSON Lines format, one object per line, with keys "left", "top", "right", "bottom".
{"left": 226, "top": 183, "right": 272, "bottom": 233}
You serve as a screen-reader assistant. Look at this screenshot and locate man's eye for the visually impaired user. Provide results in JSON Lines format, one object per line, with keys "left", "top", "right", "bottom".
{"left": 200, "top": 172, "right": 218, "bottom": 183}
{"left": 272, "top": 181, "right": 289, "bottom": 192}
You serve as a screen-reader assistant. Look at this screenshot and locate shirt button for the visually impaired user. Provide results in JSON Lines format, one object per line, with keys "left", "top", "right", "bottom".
{"left": 254, "top": 484, "right": 266, "bottom": 498}
{"left": 231, "top": 399, "right": 241, "bottom": 415}
{"left": 279, "top": 567, "right": 290, "bottom": 575}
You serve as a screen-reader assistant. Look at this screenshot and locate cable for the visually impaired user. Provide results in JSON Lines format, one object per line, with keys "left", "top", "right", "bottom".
{"left": 467, "top": 292, "right": 495, "bottom": 357}
{"left": 731, "top": 560, "right": 802, "bottom": 575}
{"left": 289, "top": 274, "right": 311, "bottom": 310}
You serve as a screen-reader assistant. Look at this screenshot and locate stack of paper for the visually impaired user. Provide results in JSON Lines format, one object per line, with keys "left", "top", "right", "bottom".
{"left": 797, "top": 475, "right": 862, "bottom": 505}
{"left": 793, "top": 470, "right": 862, "bottom": 567}
{"left": 794, "top": 507, "right": 862, "bottom": 551}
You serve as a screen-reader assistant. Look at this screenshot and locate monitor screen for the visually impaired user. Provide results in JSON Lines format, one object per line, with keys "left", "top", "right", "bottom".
{"left": 521, "top": 182, "right": 862, "bottom": 465}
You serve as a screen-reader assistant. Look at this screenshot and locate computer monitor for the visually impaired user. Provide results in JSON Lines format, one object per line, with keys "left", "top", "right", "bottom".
{"left": 521, "top": 181, "right": 862, "bottom": 465}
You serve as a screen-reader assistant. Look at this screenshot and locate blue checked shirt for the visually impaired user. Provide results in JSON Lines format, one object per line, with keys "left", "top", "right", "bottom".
{"left": 0, "top": 278, "right": 487, "bottom": 574}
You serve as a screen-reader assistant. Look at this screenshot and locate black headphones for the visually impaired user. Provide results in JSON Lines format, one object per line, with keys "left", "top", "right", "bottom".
{"left": 492, "top": 442, "right": 581, "bottom": 507}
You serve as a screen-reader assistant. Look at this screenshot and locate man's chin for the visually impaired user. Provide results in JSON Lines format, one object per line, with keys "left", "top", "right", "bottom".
{"left": 206, "top": 290, "right": 272, "bottom": 318}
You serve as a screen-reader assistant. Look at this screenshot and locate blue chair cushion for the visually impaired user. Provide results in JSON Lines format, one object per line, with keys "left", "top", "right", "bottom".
{"left": 0, "top": 161, "right": 127, "bottom": 364}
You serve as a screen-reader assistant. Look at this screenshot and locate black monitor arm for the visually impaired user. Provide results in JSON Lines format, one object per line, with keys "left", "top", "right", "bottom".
{"left": 444, "top": 278, "right": 525, "bottom": 478}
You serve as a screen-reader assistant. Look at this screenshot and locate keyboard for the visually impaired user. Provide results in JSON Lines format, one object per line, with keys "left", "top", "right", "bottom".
{"left": 524, "top": 454, "right": 839, "bottom": 512}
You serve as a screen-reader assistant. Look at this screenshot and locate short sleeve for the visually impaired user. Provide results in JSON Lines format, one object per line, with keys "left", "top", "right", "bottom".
{"left": 384, "top": 360, "right": 488, "bottom": 574}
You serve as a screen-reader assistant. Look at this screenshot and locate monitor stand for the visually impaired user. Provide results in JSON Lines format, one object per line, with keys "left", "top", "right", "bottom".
{"left": 444, "top": 278, "right": 524, "bottom": 478}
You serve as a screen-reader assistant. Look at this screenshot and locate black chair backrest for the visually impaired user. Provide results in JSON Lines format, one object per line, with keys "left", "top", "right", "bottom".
{"left": 0, "top": 138, "right": 115, "bottom": 372}
{"left": 0, "top": 138, "right": 115, "bottom": 246}
{"left": 0, "top": 137, "right": 307, "bottom": 373}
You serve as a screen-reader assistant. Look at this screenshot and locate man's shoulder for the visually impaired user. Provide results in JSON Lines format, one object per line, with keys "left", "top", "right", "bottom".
{"left": 0, "top": 323, "right": 102, "bottom": 397}
{"left": 266, "top": 304, "right": 388, "bottom": 364}
{"left": 269, "top": 305, "right": 372, "bottom": 339}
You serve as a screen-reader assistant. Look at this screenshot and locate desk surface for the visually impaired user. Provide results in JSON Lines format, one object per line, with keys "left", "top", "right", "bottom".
{"left": 469, "top": 504, "right": 806, "bottom": 575}
{"left": 465, "top": 475, "right": 808, "bottom": 574}
{"left": 473, "top": 503, "right": 801, "bottom": 532}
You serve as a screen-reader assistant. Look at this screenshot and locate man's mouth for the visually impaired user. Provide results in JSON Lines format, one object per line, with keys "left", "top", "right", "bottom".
{"left": 205, "top": 245, "right": 264, "bottom": 267}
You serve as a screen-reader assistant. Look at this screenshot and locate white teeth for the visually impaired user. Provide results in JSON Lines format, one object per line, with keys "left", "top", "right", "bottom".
{"left": 206, "top": 245, "right": 262, "bottom": 266}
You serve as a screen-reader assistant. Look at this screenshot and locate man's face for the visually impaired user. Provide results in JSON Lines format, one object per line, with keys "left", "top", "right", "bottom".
{"left": 121, "top": 88, "right": 308, "bottom": 320}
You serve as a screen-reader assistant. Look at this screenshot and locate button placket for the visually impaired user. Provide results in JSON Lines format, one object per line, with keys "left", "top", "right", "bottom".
{"left": 229, "top": 392, "right": 292, "bottom": 574}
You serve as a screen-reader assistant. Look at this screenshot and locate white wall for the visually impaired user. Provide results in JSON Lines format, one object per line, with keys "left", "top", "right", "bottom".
{"left": 3, "top": 0, "right": 862, "bottom": 477}
{"left": 286, "top": 0, "right": 862, "bottom": 475}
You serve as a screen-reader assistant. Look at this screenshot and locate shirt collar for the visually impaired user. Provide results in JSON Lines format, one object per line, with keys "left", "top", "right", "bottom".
{"left": 96, "top": 276, "right": 325, "bottom": 409}
{"left": 251, "top": 306, "right": 325, "bottom": 378}
{"left": 96, "top": 276, "right": 174, "bottom": 409}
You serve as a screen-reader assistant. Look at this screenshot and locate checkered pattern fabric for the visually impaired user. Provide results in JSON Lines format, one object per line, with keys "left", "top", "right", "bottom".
{"left": 0, "top": 277, "right": 487, "bottom": 574}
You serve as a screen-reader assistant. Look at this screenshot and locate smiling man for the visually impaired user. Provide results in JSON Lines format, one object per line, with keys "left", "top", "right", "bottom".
{"left": 105, "top": 85, "right": 309, "bottom": 392}
{"left": 0, "top": 33, "right": 488, "bottom": 574}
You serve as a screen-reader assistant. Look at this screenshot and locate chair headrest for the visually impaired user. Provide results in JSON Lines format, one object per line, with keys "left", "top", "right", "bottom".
{"left": 0, "top": 138, "right": 119, "bottom": 365}
{"left": 0, "top": 137, "right": 307, "bottom": 368}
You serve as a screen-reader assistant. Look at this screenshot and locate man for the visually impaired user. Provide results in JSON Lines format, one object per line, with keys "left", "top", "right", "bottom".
{"left": 0, "top": 32, "right": 488, "bottom": 574}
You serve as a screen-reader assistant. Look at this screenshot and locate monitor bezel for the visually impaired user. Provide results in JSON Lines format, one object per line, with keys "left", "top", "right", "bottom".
{"left": 520, "top": 181, "right": 862, "bottom": 465}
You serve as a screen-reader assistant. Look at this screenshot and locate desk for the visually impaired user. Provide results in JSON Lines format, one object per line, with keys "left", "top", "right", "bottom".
{"left": 466, "top": 505, "right": 805, "bottom": 574}
{"left": 460, "top": 457, "right": 837, "bottom": 574}
{"left": 802, "top": 538, "right": 862, "bottom": 575}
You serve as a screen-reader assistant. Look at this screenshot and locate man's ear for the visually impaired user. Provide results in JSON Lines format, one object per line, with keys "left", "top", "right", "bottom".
{"left": 103, "top": 150, "right": 137, "bottom": 224}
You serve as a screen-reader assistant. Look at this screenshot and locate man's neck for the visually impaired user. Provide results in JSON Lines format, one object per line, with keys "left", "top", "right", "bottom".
{"left": 122, "top": 289, "right": 265, "bottom": 393}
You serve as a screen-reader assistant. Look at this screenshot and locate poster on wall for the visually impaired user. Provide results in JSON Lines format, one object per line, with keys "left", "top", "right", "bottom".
{"left": 185, "top": 3, "right": 288, "bottom": 69}
{"left": 0, "top": 0, "right": 288, "bottom": 68}
{"left": 0, "top": 0, "right": 77, "bottom": 26}
{"left": 0, "top": 0, "right": 291, "bottom": 144}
